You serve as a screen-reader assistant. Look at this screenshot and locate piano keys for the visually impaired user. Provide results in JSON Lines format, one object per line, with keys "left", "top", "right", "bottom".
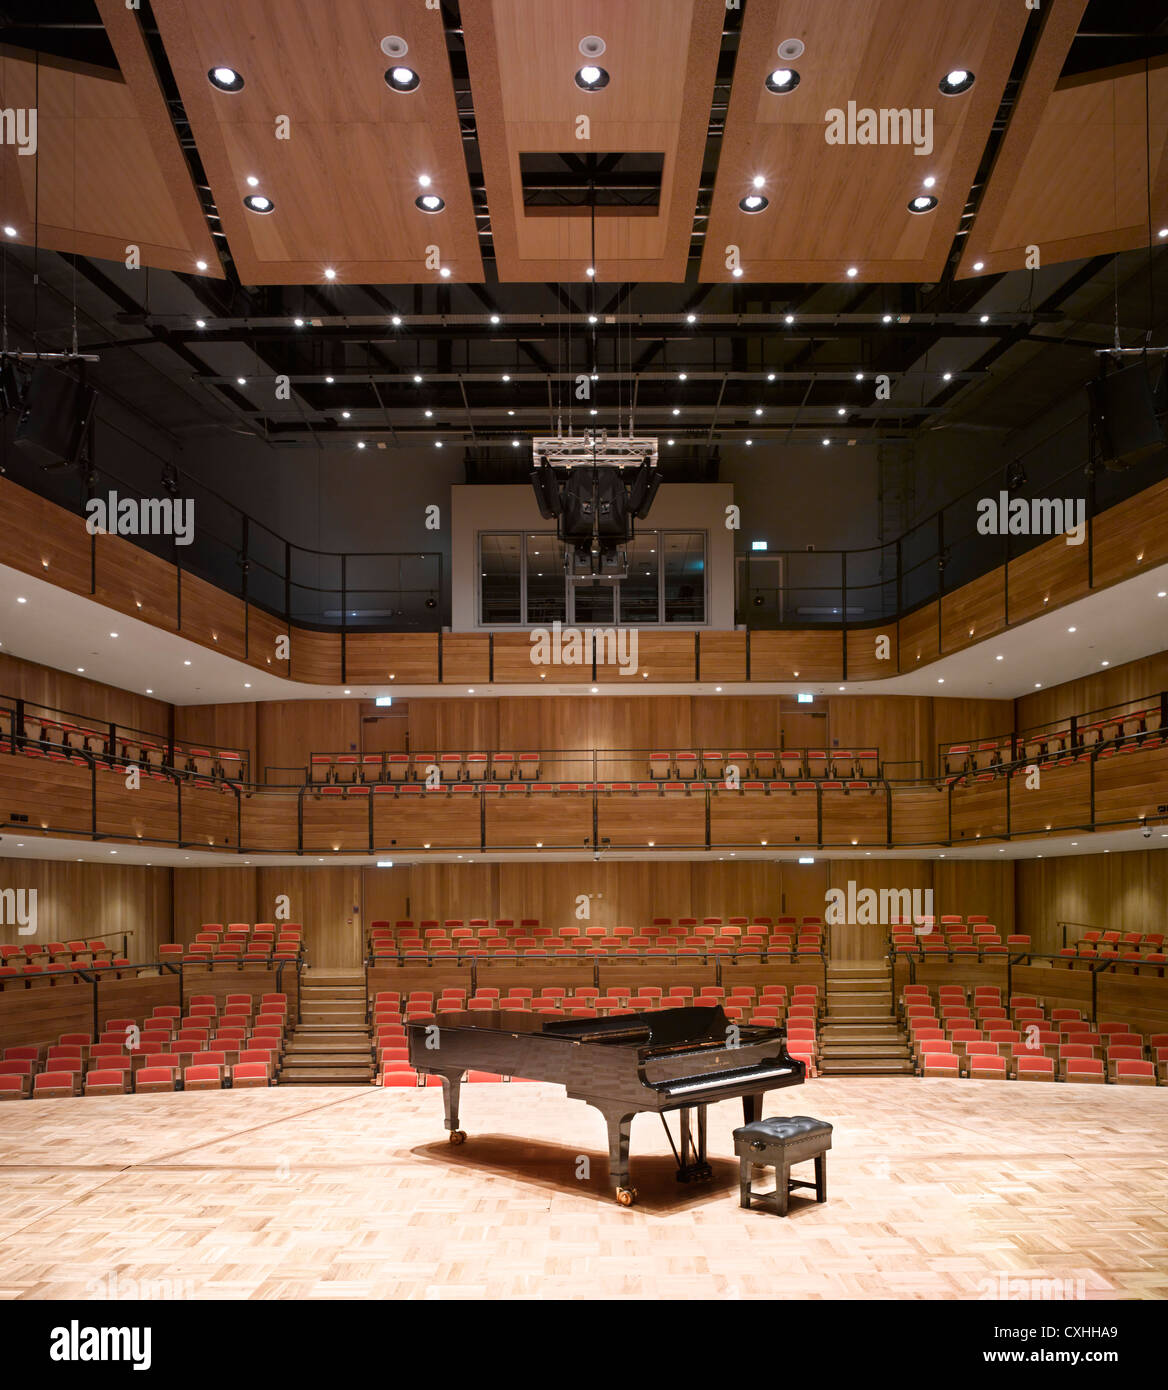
{"left": 405, "top": 1004, "right": 804, "bottom": 1205}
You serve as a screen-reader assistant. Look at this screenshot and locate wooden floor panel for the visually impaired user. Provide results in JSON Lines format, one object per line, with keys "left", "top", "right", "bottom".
{"left": 0, "top": 1080, "right": 1165, "bottom": 1299}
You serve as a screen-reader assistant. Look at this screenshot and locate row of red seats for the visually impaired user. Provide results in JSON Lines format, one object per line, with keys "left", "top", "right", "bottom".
{"left": 0, "top": 993, "right": 289, "bottom": 1099}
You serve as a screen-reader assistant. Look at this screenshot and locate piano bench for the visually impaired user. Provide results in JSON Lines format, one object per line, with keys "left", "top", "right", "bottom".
{"left": 733, "top": 1116, "right": 832, "bottom": 1217}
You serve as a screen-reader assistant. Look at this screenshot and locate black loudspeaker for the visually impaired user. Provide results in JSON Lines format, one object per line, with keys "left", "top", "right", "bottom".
{"left": 1086, "top": 361, "right": 1166, "bottom": 471}
{"left": 529, "top": 462, "right": 563, "bottom": 519}
{"left": 13, "top": 365, "right": 97, "bottom": 467}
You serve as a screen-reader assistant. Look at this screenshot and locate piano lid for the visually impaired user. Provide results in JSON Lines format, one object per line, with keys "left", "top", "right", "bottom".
{"left": 542, "top": 1004, "right": 729, "bottom": 1047}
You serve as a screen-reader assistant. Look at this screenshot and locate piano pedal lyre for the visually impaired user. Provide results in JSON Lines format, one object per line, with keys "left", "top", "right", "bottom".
{"left": 448, "top": 1130, "right": 467, "bottom": 1145}
{"left": 616, "top": 1187, "right": 638, "bottom": 1207}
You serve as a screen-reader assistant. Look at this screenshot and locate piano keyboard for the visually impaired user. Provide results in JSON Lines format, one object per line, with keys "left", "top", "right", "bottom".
{"left": 659, "top": 1063, "right": 795, "bottom": 1097}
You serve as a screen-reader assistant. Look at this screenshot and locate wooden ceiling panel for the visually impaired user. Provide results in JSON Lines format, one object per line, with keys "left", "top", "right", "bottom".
{"left": 959, "top": 0, "right": 1168, "bottom": 278}
{"left": 152, "top": 0, "right": 483, "bottom": 285}
{"left": 0, "top": 3, "right": 219, "bottom": 276}
{"left": 463, "top": 0, "right": 724, "bottom": 282}
{"left": 699, "top": 0, "right": 1028, "bottom": 283}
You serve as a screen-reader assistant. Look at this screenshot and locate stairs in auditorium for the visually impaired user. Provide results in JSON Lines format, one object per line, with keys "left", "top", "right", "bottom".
{"left": 280, "top": 969, "right": 373, "bottom": 1084}
{"left": 816, "top": 960, "right": 914, "bottom": 1076}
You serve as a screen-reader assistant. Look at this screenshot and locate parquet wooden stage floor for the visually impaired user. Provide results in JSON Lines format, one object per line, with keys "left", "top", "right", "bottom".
{"left": 0, "top": 1079, "right": 1165, "bottom": 1300}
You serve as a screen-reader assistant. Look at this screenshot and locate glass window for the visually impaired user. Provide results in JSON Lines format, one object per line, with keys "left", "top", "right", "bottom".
{"left": 480, "top": 534, "right": 522, "bottom": 624}
{"left": 619, "top": 533, "right": 660, "bottom": 624}
{"left": 663, "top": 531, "right": 705, "bottom": 622}
{"left": 526, "top": 534, "right": 566, "bottom": 625}
{"left": 572, "top": 583, "right": 615, "bottom": 625}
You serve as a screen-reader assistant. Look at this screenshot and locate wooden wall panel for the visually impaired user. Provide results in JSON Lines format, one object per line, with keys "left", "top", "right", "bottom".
{"left": 441, "top": 634, "right": 491, "bottom": 685}
{"left": 1015, "top": 651, "right": 1168, "bottom": 731}
{"left": 699, "top": 632, "right": 747, "bottom": 682}
{"left": 256, "top": 701, "right": 362, "bottom": 779}
{"left": 941, "top": 569, "right": 1006, "bottom": 652}
{"left": 93, "top": 533, "right": 179, "bottom": 633}
{"left": 0, "top": 652, "right": 172, "bottom": 737}
{"left": 1006, "top": 535, "right": 1090, "bottom": 625}
{"left": 255, "top": 867, "right": 362, "bottom": 968}
{"left": 898, "top": 601, "right": 940, "bottom": 670}
{"left": 825, "top": 858, "right": 935, "bottom": 961}
{"left": 172, "top": 867, "right": 259, "bottom": 942}
{"left": 1092, "top": 477, "right": 1168, "bottom": 587}
{"left": 1016, "top": 848, "right": 1168, "bottom": 954}
{"left": 750, "top": 631, "right": 842, "bottom": 682}
{"left": 829, "top": 695, "right": 933, "bottom": 775}
{"left": 846, "top": 624, "right": 899, "bottom": 681}
{"left": 0, "top": 857, "right": 171, "bottom": 961}
{"left": 486, "top": 793, "right": 594, "bottom": 849}
{"left": 175, "top": 703, "right": 257, "bottom": 766}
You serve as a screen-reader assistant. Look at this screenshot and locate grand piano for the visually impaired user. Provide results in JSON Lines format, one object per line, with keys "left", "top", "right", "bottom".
{"left": 406, "top": 1004, "right": 804, "bottom": 1205}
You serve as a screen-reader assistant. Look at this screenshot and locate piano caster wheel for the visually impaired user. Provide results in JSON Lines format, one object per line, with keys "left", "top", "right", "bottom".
{"left": 448, "top": 1130, "right": 467, "bottom": 1146}
{"left": 615, "top": 1187, "right": 637, "bottom": 1207}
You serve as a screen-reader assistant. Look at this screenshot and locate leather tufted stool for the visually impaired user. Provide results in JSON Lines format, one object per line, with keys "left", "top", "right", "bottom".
{"left": 732, "top": 1115, "right": 832, "bottom": 1216}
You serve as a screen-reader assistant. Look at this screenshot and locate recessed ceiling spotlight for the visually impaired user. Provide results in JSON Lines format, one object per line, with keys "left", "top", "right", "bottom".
{"left": 385, "top": 66, "right": 420, "bottom": 93}
{"left": 391, "top": 315, "right": 402, "bottom": 326}
{"left": 846, "top": 266, "right": 858, "bottom": 277}
{"left": 424, "top": 409, "right": 433, "bottom": 418}
{"left": 678, "top": 372, "right": 687, "bottom": 380}
{"left": 836, "top": 406, "right": 846, "bottom": 415}
{"left": 767, "top": 371, "right": 776, "bottom": 380}
{"left": 1067, "top": 626, "right": 1076, "bottom": 633}
{"left": 1157, "top": 591, "right": 1166, "bottom": 598}
{"left": 324, "top": 268, "right": 336, "bottom": 280}
{"left": 739, "top": 194, "right": 768, "bottom": 213}
{"left": 922, "top": 176, "right": 936, "bottom": 189}
{"left": 882, "top": 313, "right": 892, "bottom": 323}
{"left": 979, "top": 314, "right": 989, "bottom": 323}
{"left": 439, "top": 266, "right": 451, "bottom": 278}
{"left": 293, "top": 317, "right": 305, "bottom": 327}
{"left": 342, "top": 410, "right": 351, "bottom": 419}
{"left": 822, "top": 437, "right": 830, "bottom": 446}
{"left": 754, "top": 406, "right": 763, "bottom": 416}
{"left": 413, "top": 374, "right": 423, "bottom": 383}
{"left": 995, "top": 654, "right": 1003, "bottom": 661}
{"left": 942, "top": 371, "right": 953, "bottom": 381}
{"left": 243, "top": 194, "right": 274, "bottom": 214}
{"left": 418, "top": 174, "right": 432, "bottom": 188}
{"left": 765, "top": 68, "right": 800, "bottom": 93}
{"left": 686, "top": 313, "right": 697, "bottom": 324}
{"left": 511, "top": 439, "right": 519, "bottom": 447}
{"left": 1159, "top": 228, "right": 1168, "bottom": 238}
{"left": 195, "top": 319, "right": 206, "bottom": 329}
{"left": 3, "top": 225, "right": 16, "bottom": 237}
{"left": 937, "top": 678, "right": 944, "bottom": 684}
{"left": 1034, "top": 682, "right": 1042, "bottom": 688}
{"left": 357, "top": 440, "right": 366, "bottom": 449}
{"left": 1101, "top": 660, "right": 1110, "bottom": 667}
{"left": 246, "top": 175, "right": 259, "bottom": 188}
{"left": 585, "top": 266, "right": 596, "bottom": 277}
{"left": 588, "top": 314, "right": 598, "bottom": 324}
{"left": 183, "top": 659, "right": 191, "bottom": 666}
{"left": 908, "top": 194, "right": 938, "bottom": 213}
{"left": 732, "top": 266, "right": 744, "bottom": 277}
{"left": 435, "top": 441, "right": 443, "bottom": 448}
{"left": 939, "top": 69, "right": 976, "bottom": 95}
{"left": 208, "top": 66, "right": 244, "bottom": 92}
{"left": 489, "top": 313, "right": 500, "bottom": 324}
{"left": 236, "top": 376, "right": 246, "bottom": 385}
{"left": 195, "top": 259, "right": 208, "bottom": 271}
{"left": 973, "top": 260, "right": 985, "bottom": 271}
{"left": 744, "top": 438, "right": 752, "bottom": 446}
{"left": 325, "top": 375, "right": 334, "bottom": 384}
{"left": 416, "top": 194, "right": 445, "bottom": 213}
{"left": 575, "top": 65, "right": 609, "bottom": 91}
{"left": 381, "top": 35, "right": 409, "bottom": 59}
{"left": 784, "top": 314, "right": 795, "bottom": 325}
{"left": 668, "top": 438, "right": 675, "bottom": 445}
{"left": 751, "top": 175, "right": 766, "bottom": 189}
{"left": 672, "top": 407, "right": 680, "bottom": 415}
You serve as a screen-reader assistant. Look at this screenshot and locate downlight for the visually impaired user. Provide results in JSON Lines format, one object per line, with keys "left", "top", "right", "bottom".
{"left": 908, "top": 194, "right": 938, "bottom": 213}
{"left": 380, "top": 36, "right": 408, "bottom": 59}
{"left": 939, "top": 69, "right": 975, "bottom": 95}
{"left": 575, "top": 65, "right": 610, "bottom": 91}
{"left": 578, "top": 36, "right": 606, "bottom": 58}
{"left": 208, "top": 66, "right": 244, "bottom": 92}
{"left": 739, "top": 193, "right": 769, "bottom": 213}
{"left": 385, "top": 66, "right": 420, "bottom": 93}
{"left": 415, "top": 194, "right": 445, "bottom": 213}
{"left": 765, "top": 68, "right": 800, "bottom": 93}
{"left": 243, "top": 194, "right": 274, "bottom": 214}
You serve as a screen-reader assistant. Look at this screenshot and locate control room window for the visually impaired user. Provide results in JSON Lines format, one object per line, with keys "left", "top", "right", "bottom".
{"left": 663, "top": 531, "right": 705, "bottom": 623}
{"left": 480, "top": 533, "right": 522, "bottom": 624}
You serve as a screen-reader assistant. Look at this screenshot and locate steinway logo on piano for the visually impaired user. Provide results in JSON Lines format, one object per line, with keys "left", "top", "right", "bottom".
{"left": 824, "top": 882, "right": 933, "bottom": 931}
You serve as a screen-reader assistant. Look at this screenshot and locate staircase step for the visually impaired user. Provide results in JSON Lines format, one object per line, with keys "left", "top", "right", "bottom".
{"left": 819, "top": 1058, "right": 916, "bottom": 1075}
{"left": 302, "top": 985, "right": 365, "bottom": 1000}
{"left": 279, "top": 1068, "right": 373, "bottom": 1085}
{"left": 819, "top": 1042, "right": 911, "bottom": 1059}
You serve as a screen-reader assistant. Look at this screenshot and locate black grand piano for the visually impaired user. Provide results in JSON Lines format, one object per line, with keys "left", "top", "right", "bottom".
{"left": 406, "top": 1004, "right": 804, "bottom": 1205}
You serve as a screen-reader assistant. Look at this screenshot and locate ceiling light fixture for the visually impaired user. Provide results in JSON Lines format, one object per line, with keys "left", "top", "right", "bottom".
{"left": 208, "top": 66, "right": 244, "bottom": 92}
{"left": 846, "top": 266, "right": 858, "bottom": 277}
{"left": 939, "top": 69, "right": 976, "bottom": 95}
{"left": 416, "top": 194, "right": 445, "bottom": 213}
{"left": 765, "top": 68, "right": 800, "bottom": 93}
{"left": 739, "top": 194, "right": 768, "bottom": 213}
{"left": 575, "top": 65, "right": 609, "bottom": 91}
{"left": 243, "top": 194, "right": 274, "bottom": 214}
{"left": 908, "top": 194, "right": 938, "bottom": 213}
{"left": 385, "top": 66, "right": 420, "bottom": 92}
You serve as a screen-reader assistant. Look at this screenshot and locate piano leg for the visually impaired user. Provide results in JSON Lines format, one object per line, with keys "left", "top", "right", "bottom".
{"left": 742, "top": 1093, "right": 763, "bottom": 1126}
{"left": 432, "top": 1068, "right": 466, "bottom": 1144}
{"left": 594, "top": 1105, "right": 638, "bottom": 1205}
